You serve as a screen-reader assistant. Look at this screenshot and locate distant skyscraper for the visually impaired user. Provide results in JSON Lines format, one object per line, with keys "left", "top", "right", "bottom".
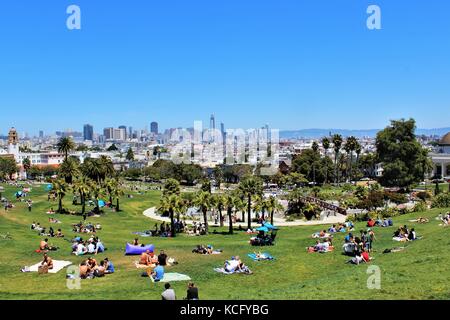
{"left": 103, "top": 127, "right": 114, "bottom": 140}
{"left": 119, "top": 125, "right": 127, "bottom": 140}
{"left": 83, "top": 124, "right": 94, "bottom": 141}
{"left": 39, "top": 130, "right": 44, "bottom": 139}
{"left": 151, "top": 122, "right": 159, "bottom": 135}
{"left": 128, "top": 127, "right": 133, "bottom": 139}
{"left": 210, "top": 114, "right": 216, "bottom": 131}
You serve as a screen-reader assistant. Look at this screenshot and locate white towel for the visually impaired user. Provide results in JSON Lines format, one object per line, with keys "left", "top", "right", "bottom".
{"left": 27, "top": 260, "right": 73, "bottom": 274}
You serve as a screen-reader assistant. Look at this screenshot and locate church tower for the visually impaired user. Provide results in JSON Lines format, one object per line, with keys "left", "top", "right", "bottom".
{"left": 8, "top": 127, "right": 20, "bottom": 160}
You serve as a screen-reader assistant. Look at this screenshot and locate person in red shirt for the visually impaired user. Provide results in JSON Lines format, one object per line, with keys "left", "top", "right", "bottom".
{"left": 367, "top": 219, "right": 375, "bottom": 227}
{"left": 362, "top": 250, "right": 371, "bottom": 263}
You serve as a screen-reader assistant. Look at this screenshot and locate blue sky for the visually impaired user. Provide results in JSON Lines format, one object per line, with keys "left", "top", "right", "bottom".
{"left": 0, "top": 0, "right": 449, "bottom": 135}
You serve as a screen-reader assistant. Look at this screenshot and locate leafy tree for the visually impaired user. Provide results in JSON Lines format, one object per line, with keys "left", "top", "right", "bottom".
{"left": 265, "top": 196, "right": 284, "bottom": 225}
{"left": 126, "top": 148, "right": 135, "bottom": 161}
{"left": 107, "top": 144, "right": 119, "bottom": 152}
{"left": 162, "top": 178, "right": 181, "bottom": 197}
{"left": 158, "top": 194, "right": 181, "bottom": 237}
{"left": 321, "top": 137, "right": 331, "bottom": 184}
{"left": 0, "top": 157, "right": 18, "bottom": 180}
{"left": 376, "top": 119, "right": 430, "bottom": 188}
{"left": 22, "top": 158, "right": 31, "bottom": 176}
{"left": 73, "top": 177, "right": 91, "bottom": 215}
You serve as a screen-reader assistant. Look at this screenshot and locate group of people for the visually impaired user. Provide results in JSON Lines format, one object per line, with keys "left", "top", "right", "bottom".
{"left": 308, "top": 238, "right": 334, "bottom": 253}
{"left": 72, "top": 236, "right": 106, "bottom": 256}
{"left": 161, "top": 282, "right": 199, "bottom": 301}
{"left": 342, "top": 231, "right": 374, "bottom": 264}
{"left": 367, "top": 218, "right": 393, "bottom": 228}
{"left": 32, "top": 222, "right": 64, "bottom": 238}
{"left": 192, "top": 245, "right": 221, "bottom": 255}
{"left": 72, "top": 222, "right": 102, "bottom": 234}
{"left": 327, "top": 221, "right": 355, "bottom": 233}
{"left": 393, "top": 225, "right": 417, "bottom": 242}
{"left": 139, "top": 250, "right": 168, "bottom": 267}
{"left": 79, "top": 257, "right": 115, "bottom": 279}
{"left": 186, "top": 222, "right": 207, "bottom": 236}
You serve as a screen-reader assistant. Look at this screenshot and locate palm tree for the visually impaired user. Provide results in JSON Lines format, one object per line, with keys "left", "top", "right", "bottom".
{"left": 57, "top": 137, "right": 76, "bottom": 161}
{"left": 163, "top": 178, "right": 181, "bottom": 197}
{"left": 89, "top": 182, "right": 103, "bottom": 214}
{"left": 52, "top": 179, "right": 69, "bottom": 213}
{"left": 322, "top": 137, "right": 331, "bottom": 184}
{"left": 73, "top": 178, "right": 90, "bottom": 215}
{"left": 253, "top": 195, "right": 267, "bottom": 221}
{"left": 99, "top": 156, "right": 115, "bottom": 181}
{"left": 59, "top": 158, "right": 80, "bottom": 184}
{"left": 193, "top": 191, "right": 213, "bottom": 234}
{"left": 234, "top": 196, "right": 246, "bottom": 224}
{"left": 344, "top": 136, "right": 358, "bottom": 182}
{"left": 110, "top": 179, "right": 125, "bottom": 211}
{"left": 224, "top": 192, "right": 237, "bottom": 234}
{"left": 266, "top": 195, "right": 284, "bottom": 226}
{"left": 238, "top": 177, "right": 263, "bottom": 230}
{"left": 213, "top": 194, "right": 226, "bottom": 227}
{"left": 22, "top": 158, "right": 31, "bottom": 178}
{"left": 332, "top": 134, "right": 343, "bottom": 185}
{"left": 158, "top": 194, "right": 180, "bottom": 238}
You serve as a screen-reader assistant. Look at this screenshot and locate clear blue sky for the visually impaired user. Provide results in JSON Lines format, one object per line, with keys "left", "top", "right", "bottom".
{"left": 0, "top": 0, "right": 449, "bottom": 135}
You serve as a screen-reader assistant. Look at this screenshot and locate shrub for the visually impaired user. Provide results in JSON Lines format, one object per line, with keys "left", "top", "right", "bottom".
{"left": 413, "top": 201, "right": 427, "bottom": 212}
{"left": 416, "top": 191, "right": 432, "bottom": 202}
{"left": 431, "top": 193, "right": 450, "bottom": 208}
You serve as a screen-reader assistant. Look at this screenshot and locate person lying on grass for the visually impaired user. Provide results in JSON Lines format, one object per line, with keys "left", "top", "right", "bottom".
{"left": 307, "top": 239, "right": 334, "bottom": 253}
{"left": 224, "top": 256, "right": 252, "bottom": 274}
{"left": 192, "top": 245, "right": 221, "bottom": 255}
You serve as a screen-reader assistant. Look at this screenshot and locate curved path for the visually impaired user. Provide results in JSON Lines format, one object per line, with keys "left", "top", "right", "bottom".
{"left": 143, "top": 207, "right": 347, "bottom": 227}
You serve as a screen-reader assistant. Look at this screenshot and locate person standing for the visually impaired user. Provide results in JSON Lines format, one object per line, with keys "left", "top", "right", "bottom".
{"left": 28, "top": 200, "right": 32, "bottom": 212}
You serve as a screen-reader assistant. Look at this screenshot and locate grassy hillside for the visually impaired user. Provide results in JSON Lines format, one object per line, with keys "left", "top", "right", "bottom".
{"left": 0, "top": 183, "right": 449, "bottom": 300}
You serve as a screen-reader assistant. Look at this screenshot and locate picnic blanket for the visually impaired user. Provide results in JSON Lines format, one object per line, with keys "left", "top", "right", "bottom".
{"left": 132, "top": 232, "right": 152, "bottom": 237}
{"left": 25, "top": 260, "right": 72, "bottom": 274}
{"left": 150, "top": 273, "right": 191, "bottom": 283}
{"left": 214, "top": 268, "right": 253, "bottom": 275}
{"left": 248, "top": 253, "right": 275, "bottom": 261}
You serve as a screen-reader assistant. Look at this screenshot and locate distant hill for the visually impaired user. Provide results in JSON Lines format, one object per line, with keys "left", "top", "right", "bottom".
{"left": 279, "top": 128, "right": 450, "bottom": 139}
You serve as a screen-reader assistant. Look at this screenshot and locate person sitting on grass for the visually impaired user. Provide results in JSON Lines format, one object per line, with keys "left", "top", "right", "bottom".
{"left": 185, "top": 282, "right": 199, "bottom": 300}
{"left": 39, "top": 238, "right": 56, "bottom": 251}
{"left": 158, "top": 250, "right": 168, "bottom": 267}
{"left": 161, "top": 283, "right": 176, "bottom": 300}
{"left": 56, "top": 229, "right": 64, "bottom": 238}
{"left": 79, "top": 261, "right": 91, "bottom": 279}
{"left": 151, "top": 262, "right": 165, "bottom": 282}
{"left": 41, "top": 253, "right": 54, "bottom": 270}
{"left": 104, "top": 258, "right": 115, "bottom": 274}
{"left": 139, "top": 250, "right": 152, "bottom": 266}
{"left": 94, "top": 260, "right": 106, "bottom": 278}
{"left": 87, "top": 257, "right": 98, "bottom": 270}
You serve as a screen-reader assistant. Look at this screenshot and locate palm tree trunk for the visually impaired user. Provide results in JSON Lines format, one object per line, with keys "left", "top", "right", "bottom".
{"left": 116, "top": 198, "right": 120, "bottom": 211}
{"left": 58, "top": 196, "right": 63, "bottom": 213}
{"left": 271, "top": 210, "right": 275, "bottom": 225}
{"left": 219, "top": 208, "right": 223, "bottom": 227}
{"left": 203, "top": 208, "right": 209, "bottom": 234}
{"left": 170, "top": 208, "right": 176, "bottom": 238}
{"left": 81, "top": 194, "right": 86, "bottom": 215}
{"left": 247, "top": 195, "right": 252, "bottom": 230}
{"left": 241, "top": 210, "right": 245, "bottom": 223}
{"left": 228, "top": 207, "right": 233, "bottom": 234}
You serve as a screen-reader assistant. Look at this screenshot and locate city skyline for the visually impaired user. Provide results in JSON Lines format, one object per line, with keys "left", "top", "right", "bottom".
{"left": 1, "top": 1, "right": 450, "bottom": 134}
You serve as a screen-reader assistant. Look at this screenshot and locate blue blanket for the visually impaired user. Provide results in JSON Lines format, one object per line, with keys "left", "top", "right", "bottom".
{"left": 248, "top": 253, "right": 275, "bottom": 261}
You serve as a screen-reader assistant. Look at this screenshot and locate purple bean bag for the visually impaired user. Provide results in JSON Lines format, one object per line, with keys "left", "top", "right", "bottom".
{"left": 125, "top": 243, "right": 155, "bottom": 255}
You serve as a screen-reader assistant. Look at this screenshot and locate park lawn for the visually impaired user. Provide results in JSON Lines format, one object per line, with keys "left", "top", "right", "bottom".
{"left": 0, "top": 183, "right": 449, "bottom": 300}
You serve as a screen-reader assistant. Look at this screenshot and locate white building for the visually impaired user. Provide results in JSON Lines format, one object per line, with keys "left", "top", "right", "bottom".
{"left": 430, "top": 132, "right": 450, "bottom": 179}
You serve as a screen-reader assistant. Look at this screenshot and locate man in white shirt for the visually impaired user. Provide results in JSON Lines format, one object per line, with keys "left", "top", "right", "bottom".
{"left": 161, "top": 283, "right": 176, "bottom": 300}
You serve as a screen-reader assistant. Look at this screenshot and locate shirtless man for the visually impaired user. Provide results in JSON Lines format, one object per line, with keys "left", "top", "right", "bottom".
{"left": 41, "top": 254, "right": 54, "bottom": 270}
{"left": 40, "top": 238, "right": 50, "bottom": 251}
{"left": 79, "top": 261, "right": 90, "bottom": 279}
{"left": 139, "top": 250, "right": 151, "bottom": 266}
{"left": 87, "top": 257, "right": 98, "bottom": 270}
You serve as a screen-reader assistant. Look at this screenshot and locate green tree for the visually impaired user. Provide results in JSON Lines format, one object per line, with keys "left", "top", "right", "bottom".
{"left": 266, "top": 195, "right": 284, "bottom": 225}
{"left": 376, "top": 119, "right": 430, "bottom": 188}
{"left": 321, "top": 137, "right": 331, "bottom": 184}
{"left": 344, "top": 136, "right": 358, "bottom": 182}
{"left": 158, "top": 194, "right": 180, "bottom": 237}
{"left": 0, "top": 157, "right": 18, "bottom": 180}
{"left": 59, "top": 158, "right": 80, "bottom": 184}
{"left": 162, "top": 178, "right": 181, "bottom": 197}
{"left": 22, "top": 158, "right": 31, "bottom": 177}
{"left": 238, "top": 176, "right": 263, "bottom": 229}
{"left": 332, "top": 134, "right": 343, "bottom": 185}
{"left": 213, "top": 194, "right": 226, "bottom": 227}
{"left": 193, "top": 191, "right": 213, "bottom": 234}
{"left": 126, "top": 148, "right": 135, "bottom": 161}
{"left": 57, "top": 137, "right": 76, "bottom": 161}
{"left": 73, "top": 177, "right": 91, "bottom": 215}
{"left": 52, "top": 179, "right": 69, "bottom": 213}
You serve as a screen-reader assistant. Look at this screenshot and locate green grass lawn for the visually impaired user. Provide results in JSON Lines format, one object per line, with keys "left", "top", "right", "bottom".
{"left": 1, "top": 183, "right": 449, "bottom": 300}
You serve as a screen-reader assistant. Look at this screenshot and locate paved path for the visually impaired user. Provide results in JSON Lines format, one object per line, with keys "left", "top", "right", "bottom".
{"left": 143, "top": 207, "right": 347, "bottom": 227}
